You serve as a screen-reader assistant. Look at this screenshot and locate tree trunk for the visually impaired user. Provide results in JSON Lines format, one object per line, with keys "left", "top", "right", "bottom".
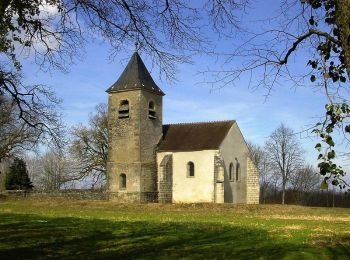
{"left": 335, "top": 0, "right": 350, "bottom": 77}
{"left": 281, "top": 181, "right": 286, "bottom": 204}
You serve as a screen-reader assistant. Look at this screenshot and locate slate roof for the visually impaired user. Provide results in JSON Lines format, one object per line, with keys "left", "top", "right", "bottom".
{"left": 106, "top": 51, "right": 165, "bottom": 95}
{"left": 158, "top": 121, "right": 235, "bottom": 152}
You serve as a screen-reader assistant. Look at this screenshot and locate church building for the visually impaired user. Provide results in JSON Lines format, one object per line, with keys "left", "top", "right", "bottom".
{"left": 106, "top": 51, "right": 259, "bottom": 204}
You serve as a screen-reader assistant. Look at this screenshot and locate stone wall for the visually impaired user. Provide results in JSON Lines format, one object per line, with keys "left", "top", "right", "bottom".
{"left": 214, "top": 154, "right": 224, "bottom": 203}
{"left": 246, "top": 157, "right": 260, "bottom": 204}
{"left": 158, "top": 154, "right": 173, "bottom": 203}
{"left": 1, "top": 190, "right": 108, "bottom": 200}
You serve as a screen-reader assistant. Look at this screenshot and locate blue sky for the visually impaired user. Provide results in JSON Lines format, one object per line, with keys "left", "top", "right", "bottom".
{"left": 20, "top": 0, "right": 349, "bottom": 172}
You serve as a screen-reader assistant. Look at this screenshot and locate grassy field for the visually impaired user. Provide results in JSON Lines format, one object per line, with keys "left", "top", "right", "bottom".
{"left": 0, "top": 198, "right": 349, "bottom": 259}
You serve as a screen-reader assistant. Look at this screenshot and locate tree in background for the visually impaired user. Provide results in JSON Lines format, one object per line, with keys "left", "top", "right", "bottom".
{"left": 70, "top": 104, "right": 108, "bottom": 187}
{"left": 265, "top": 124, "right": 304, "bottom": 204}
{"left": 289, "top": 164, "right": 321, "bottom": 204}
{"left": 0, "top": 0, "right": 247, "bottom": 169}
{"left": 25, "top": 148, "right": 78, "bottom": 190}
{"left": 0, "top": 0, "right": 245, "bottom": 134}
{"left": 202, "top": 1, "right": 350, "bottom": 189}
{"left": 5, "top": 157, "right": 33, "bottom": 190}
{"left": 247, "top": 141, "right": 272, "bottom": 203}
{"left": 2, "top": 1, "right": 349, "bottom": 188}
{"left": 0, "top": 95, "right": 45, "bottom": 162}
{"left": 24, "top": 104, "right": 108, "bottom": 190}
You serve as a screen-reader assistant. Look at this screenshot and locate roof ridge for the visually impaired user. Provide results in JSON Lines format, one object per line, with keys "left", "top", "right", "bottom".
{"left": 163, "top": 120, "right": 235, "bottom": 126}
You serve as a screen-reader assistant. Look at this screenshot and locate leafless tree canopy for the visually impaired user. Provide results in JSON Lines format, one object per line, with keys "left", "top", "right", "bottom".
{"left": 247, "top": 141, "right": 274, "bottom": 202}
{"left": 265, "top": 124, "right": 304, "bottom": 204}
{"left": 70, "top": 103, "right": 108, "bottom": 184}
{"left": 0, "top": 0, "right": 248, "bottom": 158}
{"left": 0, "top": 95, "right": 51, "bottom": 161}
{"left": 204, "top": 1, "right": 349, "bottom": 96}
{"left": 1, "top": 0, "right": 248, "bottom": 78}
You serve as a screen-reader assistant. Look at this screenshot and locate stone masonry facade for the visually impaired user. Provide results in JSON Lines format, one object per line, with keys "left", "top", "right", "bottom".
{"left": 246, "top": 157, "right": 260, "bottom": 204}
{"left": 158, "top": 154, "right": 173, "bottom": 203}
{"left": 107, "top": 89, "right": 162, "bottom": 202}
{"left": 214, "top": 153, "right": 225, "bottom": 203}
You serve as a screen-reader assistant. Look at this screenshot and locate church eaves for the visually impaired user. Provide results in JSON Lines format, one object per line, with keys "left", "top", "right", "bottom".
{"left": 106, "top": 51, "right": 165, "bottom": 96}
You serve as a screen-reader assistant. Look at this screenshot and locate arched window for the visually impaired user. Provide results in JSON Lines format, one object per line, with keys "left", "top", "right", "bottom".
{"left": 119, "top": 174, "right": 126, "bottom": 189}
{"left": 118, "top": 100, "right": 129, "bottom": 118}
{"left": 236, "top": 162, "right": 241, "bottom": 181}
{"left": 229, "top": 163, "right": 234, "bottom": 181}
{"left": 187, "top": 161, "right": 195, "bottom": 177}
{"left": 148, "top": 101, "right": 156, "bottom": 119}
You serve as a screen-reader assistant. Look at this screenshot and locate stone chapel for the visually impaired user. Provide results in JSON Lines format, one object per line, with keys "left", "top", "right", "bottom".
{"left": 106, "top": 51, "right": 259, "bottom": 204}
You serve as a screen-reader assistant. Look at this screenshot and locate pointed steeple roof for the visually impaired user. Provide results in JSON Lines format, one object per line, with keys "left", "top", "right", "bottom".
{"left": 106, "top": 51, "right": 165, "bottom": 95}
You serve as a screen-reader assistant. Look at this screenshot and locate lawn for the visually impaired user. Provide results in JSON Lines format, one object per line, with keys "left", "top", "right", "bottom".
{"left": 0, "top": 198, "right": 349, "bottom": 259}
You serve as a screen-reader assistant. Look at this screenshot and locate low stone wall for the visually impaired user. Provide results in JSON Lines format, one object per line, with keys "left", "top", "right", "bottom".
{"left": 0, "top": 189, "right": 108, "bottom": 200}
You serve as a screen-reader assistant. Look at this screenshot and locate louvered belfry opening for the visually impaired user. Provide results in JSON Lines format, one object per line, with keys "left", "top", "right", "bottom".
{"left": 148, "top": 101, "right": 156, "bottom": 119}
{"left": 118, "top": 100, "right": 129, "bottom": 118}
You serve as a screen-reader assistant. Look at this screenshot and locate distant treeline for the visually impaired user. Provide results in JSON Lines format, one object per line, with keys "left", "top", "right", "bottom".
{"left": 261, "top": 189, "right": 350, "bottom": 208}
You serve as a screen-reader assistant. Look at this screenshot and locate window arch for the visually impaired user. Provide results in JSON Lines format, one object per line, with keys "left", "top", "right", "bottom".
{"left": 118, "top": 100, "right": 129, "bottom": 118}
{"left": 148, "top": 101, "right": 156, "bottom": 119}
{"left": 119, "top": 174, "right": 126, "bottom": 189}
{"left": 229, "top": 163, "right": 234, "bottom": 181}
{"left": 187, "top": 161, "right": 195, "bottom": 177}
{"left": 236, "top": 162, "right": 241, "bottom": 181}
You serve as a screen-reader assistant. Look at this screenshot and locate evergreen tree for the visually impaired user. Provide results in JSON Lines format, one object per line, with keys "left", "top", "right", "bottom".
{"left": 5, "top": 158, "right": 33, "bottom": 190}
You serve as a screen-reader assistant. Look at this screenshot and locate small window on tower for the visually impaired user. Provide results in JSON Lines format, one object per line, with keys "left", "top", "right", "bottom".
{"left": 119, "top": 173, "right": 126, "bottom": 189}
{"left": 118, "top": 100, "right": 129, "bottom": 118}
{"left": 148, "top": 101, "right": 156, "bottom": 119}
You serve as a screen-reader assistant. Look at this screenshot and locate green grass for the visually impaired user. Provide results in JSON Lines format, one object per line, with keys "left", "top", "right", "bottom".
{"left": 0, "top": 198, "right": 349, "bottom": 259}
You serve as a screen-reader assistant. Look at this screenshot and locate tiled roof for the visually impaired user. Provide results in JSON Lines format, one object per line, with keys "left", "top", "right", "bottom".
{"left": 106, "top": 51, "right": 164, "bottom": 95}
{"left": 158, "top": 120, "right": 235, "bottom": 152}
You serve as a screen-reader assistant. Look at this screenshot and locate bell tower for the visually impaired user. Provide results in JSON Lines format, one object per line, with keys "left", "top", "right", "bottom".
{"left": 106, "top": 51, "right": 165, "bottom": 202}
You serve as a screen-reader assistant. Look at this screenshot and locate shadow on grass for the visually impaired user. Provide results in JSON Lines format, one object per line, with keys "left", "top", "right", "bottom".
{"left": 0, "top": 212, "right": 349, "bottom": 259}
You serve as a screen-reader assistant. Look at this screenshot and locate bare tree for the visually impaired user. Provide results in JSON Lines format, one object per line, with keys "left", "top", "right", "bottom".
{"left": 26, "top": 147, "right": 82, "bottom": 190}
{"left": 290, "top": 164, "right": 321, "bottom": 204}
{"left": 0, "top": 0, "right": 248, "bottom": 160}
{"left": 201, "top": 0, "right": 350, "bottom": 188}
{"left": 0, "top": 95, "right": 58, "bottom": 162}
{"left": 70, "top": 103, "right": 108, "bottom": 186}
{"left": 265, "top": 124, "right": 304, "bottom": 204}
{"left": 247, "top": 141, "right": 272, "bottom": 203}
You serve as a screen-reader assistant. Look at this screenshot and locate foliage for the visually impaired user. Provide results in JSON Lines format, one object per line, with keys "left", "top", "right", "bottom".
{"left": 304, "top": 0, "right": 350, "bottom": 84}
{"left": 70, "top": 103, "right": 108, "bottom": 186}
{"left": 313, "top": 102, "right": 350, "bottom": 191}
{"left": 305, "top": 0, "right": 350, "bottom": 190}
{"left": 4, "top": 157, "right": 33, "bottom": 190}
{"left": 200, "top": 0, "right": 350, "bottom": 188}
{"left": 0, "top": 199, "right": 349, "bottom": 258}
